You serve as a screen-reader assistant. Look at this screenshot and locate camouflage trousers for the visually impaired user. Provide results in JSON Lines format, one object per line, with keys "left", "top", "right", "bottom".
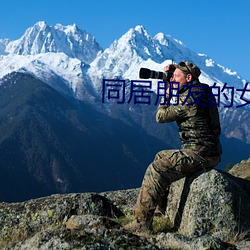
{"left": 134, "top": 149, "right": 220, "bottom": 223}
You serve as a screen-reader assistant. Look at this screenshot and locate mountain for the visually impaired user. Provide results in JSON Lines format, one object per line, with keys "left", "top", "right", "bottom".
{"left": 89, "top": 25, "right": 249, "bottom": 94}
{"left": 0, "top": 72, "right": 170, "bottom": 202}
{"left": 0, "top": 52, "right": 100, "bottom": 103}
{"left": 87, "top": 25, "right": 250, "bottom": 164}
{"left": 4, "top": 21, "right": 102, "bottom": 64}
{"left": 0, "top": 21, "right": 102, "bottom": 103}
{"left": 0, "top": 22, "right": 249, "bottom": 201}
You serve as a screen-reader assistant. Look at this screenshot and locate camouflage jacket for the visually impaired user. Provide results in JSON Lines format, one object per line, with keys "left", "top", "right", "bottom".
{"left": 156, "top": 80, "right": 222, "bottom": 157}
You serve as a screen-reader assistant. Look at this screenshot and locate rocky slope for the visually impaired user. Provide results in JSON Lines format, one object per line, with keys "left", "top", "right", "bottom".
{"left": 0, "top": 72, "right": 169, "bottom": 202}
{"left": 1, "top": 168, "right": 250, "bottom": 250}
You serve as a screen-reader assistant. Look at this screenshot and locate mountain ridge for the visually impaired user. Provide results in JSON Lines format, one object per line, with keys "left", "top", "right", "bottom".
{"left": 0, "top": 22, "right": 249, "bottom": 105}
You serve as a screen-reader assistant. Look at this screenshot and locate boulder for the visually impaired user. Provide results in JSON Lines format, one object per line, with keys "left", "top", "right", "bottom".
{"left": 165, "top": 169, "right": 250, "bottom": 241}
{"left": 0, "top": 193, "right": 124, "bottom": 248}
{"left": 229, "top": 158, "right": 250, "bottom": 180}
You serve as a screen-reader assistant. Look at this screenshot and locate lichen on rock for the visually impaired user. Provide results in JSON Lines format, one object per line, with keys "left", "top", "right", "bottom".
{"left": 166, "top": 169, "right": 250, "bottom": 241}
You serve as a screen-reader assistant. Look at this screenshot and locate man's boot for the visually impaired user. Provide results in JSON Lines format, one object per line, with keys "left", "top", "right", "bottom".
{"left": 124, "top": 205, "right": 154, "bottom": 234}
{"left": 123, "top": 217, "right": 153, "bottom": 234}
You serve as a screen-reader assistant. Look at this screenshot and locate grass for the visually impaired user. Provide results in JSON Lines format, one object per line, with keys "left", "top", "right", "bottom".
{"left": 225, "top": 230, "right": 250, "bottom": 245}
{"left": 152, "top": 216, "right": 174, "bottom": 234}
{"left": 113, "top": 214, "right": 174, "bottom": 235}
{"left": 112, "top": 216, "right": 134, "bottom": 227}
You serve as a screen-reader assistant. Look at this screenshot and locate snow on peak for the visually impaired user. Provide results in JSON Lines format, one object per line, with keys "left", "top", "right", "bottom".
{"left": 154, "top": 33, "right": 168, "bottom": 46}
{"left": 54, "top": 23, "right": 79, "bottom": 35}
{"left": 119, "top": 25, "right": 152, "bottom": 46}
{"left": 0, "top": 39, "right": 9, "bottom": 55}
{"left": 89, "top": 26, "right": 167, "bottom": 78}
{"left": 34, "top": 21, "right": 48, "bottom": 29}
{"left": 5, "top": 21, "right": 102, "bottom": 64}
{"left": 134, "top": 25, "right": 148, "bottom": 35}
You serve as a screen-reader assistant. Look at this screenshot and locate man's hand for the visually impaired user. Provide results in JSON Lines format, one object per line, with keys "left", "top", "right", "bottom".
{"left": 164, "top": 65, "right": 172, "bottom": 73}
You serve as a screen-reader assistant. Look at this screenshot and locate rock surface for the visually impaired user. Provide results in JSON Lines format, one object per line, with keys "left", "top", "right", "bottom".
{"left": 165, "top": 169, "right": 250, "bottom": 241}
{"left": 0, "top": 169, "right": 250, "bottom": 249}
{"left": 229, "top": 158, "right": 250, "bottom": 180}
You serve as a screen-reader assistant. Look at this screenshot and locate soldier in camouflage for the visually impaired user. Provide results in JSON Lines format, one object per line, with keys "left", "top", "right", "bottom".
{"left": 124, "top": 61, "right": 222, "bottom": 233}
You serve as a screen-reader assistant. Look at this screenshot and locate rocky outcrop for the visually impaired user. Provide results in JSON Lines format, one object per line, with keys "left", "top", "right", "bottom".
{"left": 229, "top": 158, "right": 250, "bottom": 180}
{"left": 1, "top": 169, "right": 250, "bottom": 249}
{"left": 165, "top": 169, "right": 250, "bottom": 240}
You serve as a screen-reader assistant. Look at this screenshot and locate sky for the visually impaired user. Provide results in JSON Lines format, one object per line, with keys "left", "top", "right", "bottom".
{"left": 0, "top": 0, "right": 250, "bottom": 80}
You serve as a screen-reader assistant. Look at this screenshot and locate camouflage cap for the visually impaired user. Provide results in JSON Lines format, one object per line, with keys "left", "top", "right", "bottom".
{"left": 176, "top": 61, "right": 201, "bottom": 79}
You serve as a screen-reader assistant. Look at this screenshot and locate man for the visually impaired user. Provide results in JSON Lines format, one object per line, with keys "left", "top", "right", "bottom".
{"left": 124, "top": 61, "right": 222, "bottom": 233}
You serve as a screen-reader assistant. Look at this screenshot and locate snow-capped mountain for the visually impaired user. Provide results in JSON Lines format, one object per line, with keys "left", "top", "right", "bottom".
{"left": 0, "top": 52, "right": 99, "bottom": 102}
{"left": 89, "top": 25, "right": 249, "bottom": 107}
{"left": 0, "top": 22, "right": 250, "bottom": 143}
{"left": 1, "top": 22, "right": 250, "bottom": 136}
{"left": 0, "top": 22, "right": 250, "bottom": 201}
{"left": 0, "top": 22, "right": 249, "bottom": 107}
{"left": 0, "top": 22, "right": 103, "bottom": 102}
{"left": 4, "top": 21, "right": 102, "bottom": 64}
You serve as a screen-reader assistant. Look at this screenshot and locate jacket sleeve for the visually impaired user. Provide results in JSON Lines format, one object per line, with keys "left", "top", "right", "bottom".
{"left": 156, "top": 95, "right": 196, "bottom": 123}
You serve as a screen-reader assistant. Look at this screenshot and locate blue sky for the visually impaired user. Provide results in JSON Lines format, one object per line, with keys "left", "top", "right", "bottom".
{"left": 1, "top": 0, "right": 250, "bottom": 80}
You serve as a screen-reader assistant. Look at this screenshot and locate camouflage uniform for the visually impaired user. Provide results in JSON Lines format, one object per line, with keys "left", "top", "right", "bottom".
{"left": 134, "top": 79, "right": 222, "bottom": 224}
